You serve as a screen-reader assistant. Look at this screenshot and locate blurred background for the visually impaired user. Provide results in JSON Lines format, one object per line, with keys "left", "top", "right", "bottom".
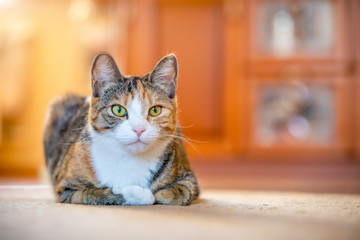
{"left": 0, "top": 0, "right": 359, "bottom": 193}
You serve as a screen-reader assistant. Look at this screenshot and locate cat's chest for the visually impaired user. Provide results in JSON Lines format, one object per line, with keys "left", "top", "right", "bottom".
{"left": 90, "top": 145, "right": 159, "bottom": 189}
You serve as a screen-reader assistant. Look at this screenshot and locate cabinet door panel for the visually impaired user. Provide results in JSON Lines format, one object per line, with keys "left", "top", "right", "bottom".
{"left": 253, "top": 0, "right": 336, "bottom": 57}
{"left": 254, "top": 81, "right": 335, "bottom": 146}
{"left": 158, "top": 3, "right": 223, "bottom": 139}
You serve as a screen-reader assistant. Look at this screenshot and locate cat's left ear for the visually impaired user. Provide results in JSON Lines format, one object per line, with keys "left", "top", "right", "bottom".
{"left": 150, "top": 54, "right": 178, "bottom": 99}
{"left": 91, "top": 52, "right": 123, "bottom": 98}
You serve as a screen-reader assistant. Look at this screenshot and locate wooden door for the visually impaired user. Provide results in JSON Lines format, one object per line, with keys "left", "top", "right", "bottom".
{"left": 348, "top": 0, "right": 360, "bottom": 159}
{"left": 157, "top": 1, "right": 223, "bottom": 141}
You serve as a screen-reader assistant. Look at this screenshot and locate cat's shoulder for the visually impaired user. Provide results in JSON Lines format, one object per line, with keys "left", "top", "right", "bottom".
{"left": 44, "top": 93, "right": 89, "bottom": 142}
{"left": 47, "top": 93, "right": 88, "bottom": 111}
{"left": 45, "top": 93, "right": 88, "bottom": 122}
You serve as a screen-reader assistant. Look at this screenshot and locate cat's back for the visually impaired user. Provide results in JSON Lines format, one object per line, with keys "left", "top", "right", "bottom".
{"left": 43, "top": 94, "right": 89, "bottom": 175}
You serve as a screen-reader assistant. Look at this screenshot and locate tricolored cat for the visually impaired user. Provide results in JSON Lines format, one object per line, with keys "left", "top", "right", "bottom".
{"left": 43, "top": 53, "right": 199, "bottom": 205}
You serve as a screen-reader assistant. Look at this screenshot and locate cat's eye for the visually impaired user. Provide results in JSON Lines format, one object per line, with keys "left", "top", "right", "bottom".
{"left": 149, "top": 106, "right": 162, "bottom": 117}
{"left": 111, "top": 105, "right": 127, "bottom": 118}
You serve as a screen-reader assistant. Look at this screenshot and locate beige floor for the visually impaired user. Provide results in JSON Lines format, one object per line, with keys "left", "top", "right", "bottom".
{"left": 0, "top": 186, "right": 359, "bottom": 240}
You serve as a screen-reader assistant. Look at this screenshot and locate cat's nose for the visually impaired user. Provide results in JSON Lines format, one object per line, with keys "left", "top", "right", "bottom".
{"left": 133, "top": 127, "right": 146, "bottom": 137}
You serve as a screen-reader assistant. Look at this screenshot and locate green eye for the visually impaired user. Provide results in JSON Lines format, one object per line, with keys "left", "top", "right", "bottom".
{"left": 112, "top": 105, "right": 127, "bottom": 117}
{"left": 149, "top": 106, "right": 162, "bottom": 117}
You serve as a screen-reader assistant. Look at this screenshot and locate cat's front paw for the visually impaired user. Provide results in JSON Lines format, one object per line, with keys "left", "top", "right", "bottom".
{"left": 114, "top": 186, "right": 155, "bottom": 206}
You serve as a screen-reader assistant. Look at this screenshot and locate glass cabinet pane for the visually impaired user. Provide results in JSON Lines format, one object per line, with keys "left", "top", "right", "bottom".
{"left": 255, "top": 0, "right": 335, "bottom": 56}
{"left": 255, "top": 82, "right": 335, "bottom": 145}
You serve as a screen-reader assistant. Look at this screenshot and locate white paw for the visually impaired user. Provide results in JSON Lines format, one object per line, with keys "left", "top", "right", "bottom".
{"left": 112, "top": 186, "right": 122, "bottom": 195}
{"left": 114, "top": 186, "right": 155, "bottom": 206}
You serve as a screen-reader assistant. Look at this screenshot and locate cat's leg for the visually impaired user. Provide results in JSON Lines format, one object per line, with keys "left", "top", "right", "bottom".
{"left": 58, "top": 187, "right": 125, "bottom": 205}
{"left": 154, "top": 172, "right": 199, "bottom": 206}
{"left": 112, "top": 185, "right": 155, "bottom": 205}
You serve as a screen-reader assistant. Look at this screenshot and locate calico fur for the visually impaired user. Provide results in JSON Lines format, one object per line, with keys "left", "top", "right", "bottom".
{"left": 43, "top": 53, "right": 199, "bottom": 205}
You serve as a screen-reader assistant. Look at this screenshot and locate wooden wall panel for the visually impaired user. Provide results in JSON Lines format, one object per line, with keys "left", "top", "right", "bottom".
{"left": 352, "top": 0, "right": 360, "bottom": 158}
{"left": 157, "top": 2, "right": 224, "bottom": 139}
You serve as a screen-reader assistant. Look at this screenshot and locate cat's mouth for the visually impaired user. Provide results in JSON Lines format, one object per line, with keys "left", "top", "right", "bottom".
{"left": 128, "top": 139, "right": 146, "bottom": 145}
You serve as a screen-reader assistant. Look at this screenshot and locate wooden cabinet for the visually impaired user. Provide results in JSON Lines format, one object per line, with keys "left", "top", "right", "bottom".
{"left": 246, "top": 0, "right": 351, "bottom": 160}
{"left": 123, "top": 0, "right": 359, "bottom": 160}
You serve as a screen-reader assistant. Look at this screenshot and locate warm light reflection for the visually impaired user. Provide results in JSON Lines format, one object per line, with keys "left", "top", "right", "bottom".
{"left": 68, "top": 0, "right": 93, "bottom": 23}
{"left": 272, "top": 9, "right": 295, "bottom": 56}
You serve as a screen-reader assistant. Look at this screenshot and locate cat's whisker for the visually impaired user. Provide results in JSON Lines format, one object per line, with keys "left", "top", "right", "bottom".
{"left": 159, "top": 133, "right": 202, "bottom": 156}
{"left": 161, "top": 133, "right": 201, "bottom": 144}
{"left": 176, "top": 134, "right": 209, "bottom": 144}
{"left": 176, "top": 124, "right": 195, "bottom": 129}
{"left": 153, "top": 137, "right": 187, "bottom": 153}
{"left": 160, "top": 128, "right": 209, "bottom": 144}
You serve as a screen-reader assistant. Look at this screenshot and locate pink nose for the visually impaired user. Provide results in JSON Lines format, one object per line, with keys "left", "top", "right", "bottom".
{"left": 133, "top": 127, "right": 146, "bottom": 137}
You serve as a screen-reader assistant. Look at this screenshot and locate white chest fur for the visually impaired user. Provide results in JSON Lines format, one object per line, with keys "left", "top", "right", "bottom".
{"left": 89, "top": 130, "right": 164, "bottom": 205}
{"left": 90, "top": 136, "right": 159, "bottom": 189}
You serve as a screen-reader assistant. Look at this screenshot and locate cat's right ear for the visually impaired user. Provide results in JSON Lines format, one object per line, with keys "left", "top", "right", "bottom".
{"left": 91, "top": 53, "right": 123, "bottom": 98}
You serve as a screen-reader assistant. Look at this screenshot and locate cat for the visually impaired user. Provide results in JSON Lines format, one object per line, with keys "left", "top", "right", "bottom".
{"left": 43, "top": 52, "right": 199, "bottom": 205}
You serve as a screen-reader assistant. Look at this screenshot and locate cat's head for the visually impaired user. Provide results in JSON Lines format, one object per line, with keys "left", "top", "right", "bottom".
{"left": 88, "top": 52, "right": 178, "bottom": 155}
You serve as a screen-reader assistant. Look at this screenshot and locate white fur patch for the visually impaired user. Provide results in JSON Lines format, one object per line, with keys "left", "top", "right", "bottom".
{"left": 114, "top": 185, "right": 155, "bottom": 205}
{"left": 89, "top": 130, "right": 159, "bottom": 205}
